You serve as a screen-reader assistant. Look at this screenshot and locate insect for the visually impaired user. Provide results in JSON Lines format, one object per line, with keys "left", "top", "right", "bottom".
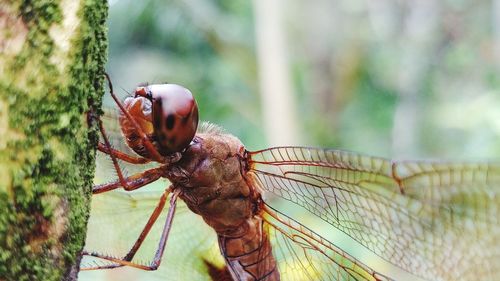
{"left": 81, "top": 74, "right": 500, "bottom": 281}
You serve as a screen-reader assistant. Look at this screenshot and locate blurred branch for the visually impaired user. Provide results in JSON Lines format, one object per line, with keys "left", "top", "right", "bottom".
{"left": 253, "top": 0, "right": 300, "bottom": 146}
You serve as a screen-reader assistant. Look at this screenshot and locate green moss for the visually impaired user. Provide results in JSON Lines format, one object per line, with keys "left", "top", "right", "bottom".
{"left": 0, "top": 0, "right": 107, "bottom": 280}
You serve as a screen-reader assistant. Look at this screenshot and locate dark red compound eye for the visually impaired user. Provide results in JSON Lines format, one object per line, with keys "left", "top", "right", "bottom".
{"left": 148, "top": 84, "right": 199, "bottom": 154}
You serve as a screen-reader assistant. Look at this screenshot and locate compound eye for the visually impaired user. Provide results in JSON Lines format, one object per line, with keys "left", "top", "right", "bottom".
{"left": 150, "top": 84, "right": 199, "bottom": 154}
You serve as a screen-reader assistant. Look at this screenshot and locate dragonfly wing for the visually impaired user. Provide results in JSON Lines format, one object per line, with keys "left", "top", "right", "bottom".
{"left": 248, "top": 147, "right": 500, "bottom": 281}
{"left": 263, "top": 204, "right": 391, "bottom": 281}
{"left": 82, "top": 190, "right": 224, "bottom": 281}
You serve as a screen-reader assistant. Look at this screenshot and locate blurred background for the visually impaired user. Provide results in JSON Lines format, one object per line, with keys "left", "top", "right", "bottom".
{"left": 101, "top": 0, "right": 500, "bottom": 160}
{"left": 81, "top": 0, "right": 500, "bottom": 280}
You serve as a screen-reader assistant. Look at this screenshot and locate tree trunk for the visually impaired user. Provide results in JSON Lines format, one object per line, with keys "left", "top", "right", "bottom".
{"left": 0, "top": 1, "right": 107, "bottom": 281}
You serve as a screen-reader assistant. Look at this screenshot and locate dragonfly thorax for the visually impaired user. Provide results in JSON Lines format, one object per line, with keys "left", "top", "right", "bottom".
{"left": 165, "top": 124, "right": 261, "bottom": 234}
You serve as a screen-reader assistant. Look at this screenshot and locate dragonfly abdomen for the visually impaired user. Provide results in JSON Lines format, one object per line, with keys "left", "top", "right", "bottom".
{"left": 218, "top": 216, "right": 279, "bottom": 281}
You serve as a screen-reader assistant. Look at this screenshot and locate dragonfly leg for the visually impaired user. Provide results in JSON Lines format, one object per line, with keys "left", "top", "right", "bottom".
{"left": 92, "top": 167, "right": 163, "bottom": 194}
{"left": 97, "top": 142, "right": 151, "bottom": 164}
{"left": 96, "top": 116, "right": 135, "bottom": 191}
{"left": 104, "top": 73, "right": 165, "bottom": 163}
{"left": 82, "top": 188, "right": 180, "bottom": 271}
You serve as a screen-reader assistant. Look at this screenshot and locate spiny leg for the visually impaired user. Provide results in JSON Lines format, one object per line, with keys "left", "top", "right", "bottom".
{"left": 98, "top": 141, "right": 180, "bottom": 166}
{"left": 82, "top": 188, "right": 180, "bottom": 271}
{"left": 93, "top": 167, "right": 163, "bottom": 194}
{"left": 104, "top": 73, "right": 165, "bottom": 163}
{"left": 97, "top": 116, "right": 134, "bottom": 190}
{"left": 82, "top": 187, "right": 171, "bottom": 270}
{"left": 97, "top": 142, "right": 150, "bottom": 164}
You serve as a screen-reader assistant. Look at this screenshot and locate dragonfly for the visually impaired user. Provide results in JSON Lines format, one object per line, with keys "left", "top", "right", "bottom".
{"left": 81, "top": 74, "right": 500, "bottom": 281}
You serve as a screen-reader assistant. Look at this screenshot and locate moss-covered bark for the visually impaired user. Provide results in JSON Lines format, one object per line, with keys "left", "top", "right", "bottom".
{"left": 0, "top": 1, "right": 107, "bottom": 280}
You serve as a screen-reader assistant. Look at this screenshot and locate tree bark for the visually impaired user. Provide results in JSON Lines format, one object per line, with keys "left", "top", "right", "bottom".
{"left": 0, "top": 1, "right": 107, "bottom": 281}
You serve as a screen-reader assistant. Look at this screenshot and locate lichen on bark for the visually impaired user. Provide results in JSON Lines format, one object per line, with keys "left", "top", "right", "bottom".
{"left": 0, "top": 1, "right": 107, "bottom": 280}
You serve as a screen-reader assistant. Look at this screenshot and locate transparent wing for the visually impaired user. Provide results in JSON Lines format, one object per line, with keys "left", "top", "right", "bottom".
{"left": 248, "top": 147, "right": 500, "bottom": 281}
{"left": 82, "top": 190, "right": 224, "bottom": 281}
{"left": 263, "top": 204, "right": 391, "bottom": 281}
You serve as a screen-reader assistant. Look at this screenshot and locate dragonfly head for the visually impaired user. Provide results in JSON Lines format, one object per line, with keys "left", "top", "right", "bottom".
{"left": 133, "top": 84, "right": 199, "bottom": 155}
